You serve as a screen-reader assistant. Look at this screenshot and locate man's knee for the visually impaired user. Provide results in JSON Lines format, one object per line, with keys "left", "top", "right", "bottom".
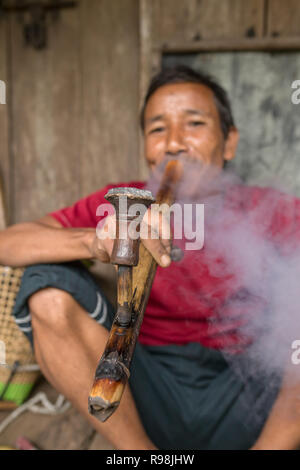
{"left": 29, "top": 288, "right": 77, "bottom": 329}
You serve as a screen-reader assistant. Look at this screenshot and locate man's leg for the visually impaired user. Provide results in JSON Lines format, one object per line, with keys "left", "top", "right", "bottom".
{"left": 29, "top": 287, "right": 157, "bottom": 450}
{"left": 250, "top": 358, "right": 300, "bottom": 450}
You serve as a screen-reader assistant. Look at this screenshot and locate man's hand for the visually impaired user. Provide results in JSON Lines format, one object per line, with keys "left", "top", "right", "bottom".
{"left": 90, "top": 207, "right": 172, "bottom": 268}
{"left": 0, "top": 208, "right": 172, "bottom": 268}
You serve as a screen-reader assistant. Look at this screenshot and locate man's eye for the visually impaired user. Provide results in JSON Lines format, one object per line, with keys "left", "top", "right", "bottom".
{"left": 188, "top": 121, "right": 205, "bottom": 127}
{"left": 149, "top": 127, "right": 165, "bottom": 134}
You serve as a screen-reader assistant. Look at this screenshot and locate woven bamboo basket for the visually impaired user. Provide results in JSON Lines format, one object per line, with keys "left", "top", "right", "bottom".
{"left": 0, "top": 265, "right": 40, "bottom": 407}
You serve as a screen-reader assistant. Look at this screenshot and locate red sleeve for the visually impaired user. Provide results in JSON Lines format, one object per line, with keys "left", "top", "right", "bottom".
{"left": 229, "top": 185, "right": 300, "bottom": 254}
{"left": 48, "top": 181, "right": 145, "bottom": 228}
{"left": 268, "top": 190, "right": 300, "bottom": 253}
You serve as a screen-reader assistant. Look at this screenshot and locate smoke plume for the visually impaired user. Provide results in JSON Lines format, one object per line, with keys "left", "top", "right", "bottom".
{"left": 146, "top": 156, "right": 300, "bottom": 430}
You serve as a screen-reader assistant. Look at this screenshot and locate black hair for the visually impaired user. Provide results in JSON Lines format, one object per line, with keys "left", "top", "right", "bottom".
{"left": 140, "top": 64, "right": 235, "bottom": 140}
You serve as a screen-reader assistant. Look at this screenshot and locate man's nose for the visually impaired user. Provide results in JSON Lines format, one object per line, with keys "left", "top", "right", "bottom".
{"left": 165, "top": 126, "right": 188, "bottom": 155}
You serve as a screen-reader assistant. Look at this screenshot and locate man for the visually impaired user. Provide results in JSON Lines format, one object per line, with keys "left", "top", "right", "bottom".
{"left": 1, "top": 65, "right": 300, "bottom": 450}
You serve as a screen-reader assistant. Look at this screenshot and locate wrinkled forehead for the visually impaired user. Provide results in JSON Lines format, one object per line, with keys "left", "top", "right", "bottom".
{"left": 144, "top": 82, "right": 219, "bottom": 122}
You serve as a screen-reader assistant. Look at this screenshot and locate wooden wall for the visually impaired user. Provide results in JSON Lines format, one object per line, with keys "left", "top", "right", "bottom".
{"left": 0, "top": 0, "right": 140, "bottom": 225}
{"left": 0, "top": 17, "right": 10, "bottom": 228}
{"left": 267, "top": 0, "right": 300, "bottom": 36}
{"left": 1, "top": 0, "right": 300, "bottom": 224}
{"left": 152, "top": 0, "right": 265, "bottom": 42}
{"left": 151, "top": 0, "right": 300, "bottom": 45}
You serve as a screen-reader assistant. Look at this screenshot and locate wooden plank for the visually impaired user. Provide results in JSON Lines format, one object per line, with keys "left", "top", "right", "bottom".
{"left": 0, "top": 175, "right": 7, "bottom": 230}
{"left": 140, "top": 0, "right": 154, "bottom": 107}
{"left": 268, "top": 0, "right": 300, "bottom": 36}
{"left": 80, "top": 0, "right": 140, "bottom": 198}
{"left": 139, "top": 0, "right": 157, "bottom": 181}
{"left": 153, "top": 0, "right": 264, "bottom": 43}
{"left": 10, "top": 8, "right": 81, "bottom": 223}
{"left": 0, "top": 17, "right": 10, "bottom": 227}
{"left": 158, "top": 36, "right": 300, "bottom": 53}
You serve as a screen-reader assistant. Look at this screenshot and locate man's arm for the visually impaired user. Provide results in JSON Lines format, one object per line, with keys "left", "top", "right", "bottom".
{"left": 0, "top": 215, "right": 95, "bottom": 267}
{"left": 0, "top": 212, "right": 171, "bottom": 268}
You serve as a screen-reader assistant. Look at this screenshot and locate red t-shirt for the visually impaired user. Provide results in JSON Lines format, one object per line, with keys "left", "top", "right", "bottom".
{"left": 49, "top": 181, "right": 300, "bottom": 353}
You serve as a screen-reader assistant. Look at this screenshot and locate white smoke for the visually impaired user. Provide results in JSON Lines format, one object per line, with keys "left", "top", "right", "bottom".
{"left": 146, "top": 156, "right": 300, "bottom": 429}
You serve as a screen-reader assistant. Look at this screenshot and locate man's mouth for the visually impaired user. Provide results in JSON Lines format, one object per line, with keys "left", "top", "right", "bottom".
{"left": 148, "top": 155, "right": 225, "bottom": 204}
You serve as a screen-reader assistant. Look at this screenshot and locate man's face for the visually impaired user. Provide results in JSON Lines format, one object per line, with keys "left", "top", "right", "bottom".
{"left": 143, "top": 82, "right": 238, "bottom": 171}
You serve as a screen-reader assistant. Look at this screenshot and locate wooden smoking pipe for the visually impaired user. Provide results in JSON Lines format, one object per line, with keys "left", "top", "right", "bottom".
{"left": 88, "top": 160, "right": 182, "bottom": 422}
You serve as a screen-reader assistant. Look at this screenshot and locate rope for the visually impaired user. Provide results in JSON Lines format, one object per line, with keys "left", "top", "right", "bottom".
{"left": 0, "top": 392, "right": 71, "bottom": 434}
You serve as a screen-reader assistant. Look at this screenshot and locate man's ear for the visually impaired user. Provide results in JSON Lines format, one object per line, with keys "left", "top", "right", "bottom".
{"left": 224, "top": 127, "right": 239, "bottom": 162}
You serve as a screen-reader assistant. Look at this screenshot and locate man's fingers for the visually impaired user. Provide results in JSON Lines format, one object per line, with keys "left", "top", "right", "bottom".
{"left": 141, "top": 237, "right": 171, "bottom": 267}
{"left": 94, "top": 209, "right": 173, "bottom": 267}
{"left": 93, "top": 214, "right": 116, "bottom": 263}
{"left": 140, "top": 206, "right": 172, "bottom": 267}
